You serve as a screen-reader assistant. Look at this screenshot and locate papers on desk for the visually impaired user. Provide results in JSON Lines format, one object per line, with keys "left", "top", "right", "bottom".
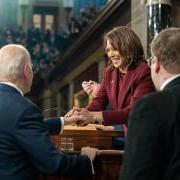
{"left": 64, "top": 124, "right": 115, "bottom": 131}
{"left": 88, "top": 124, "right": 114, "bottom": 130}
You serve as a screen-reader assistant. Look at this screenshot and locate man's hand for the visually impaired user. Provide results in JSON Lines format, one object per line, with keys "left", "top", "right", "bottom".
{"left": 64, "top": 108, "right": 103, "bottom": 126}
{"left": 75, "top": 109, "right": 95, "bottom": 126}
{"left": 81, "top": 147, "right": 99, "bottom": 161}
{"left": 63, "top": 114, "right": 84, "bottom": 125}
{"left": 64, "top": 107, "right": 83, "bottom": 118}
{"left": 76, "top": 109, "right": 103, "bottom": 126}
{"left": 63, "top": 110, "right": 93, "bottom": 126}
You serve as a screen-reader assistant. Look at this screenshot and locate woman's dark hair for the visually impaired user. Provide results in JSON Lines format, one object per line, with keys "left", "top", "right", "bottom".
{"left": 103, "top": 26, "right": 144, "bottom": 70}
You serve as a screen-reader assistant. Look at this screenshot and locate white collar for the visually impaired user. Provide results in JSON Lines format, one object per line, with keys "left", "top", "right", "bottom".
{"left": 160, "top": 74, "right": 180, "bottom": 90}
{"left": 0, "top": 82, "right": 24, "bottom": 96}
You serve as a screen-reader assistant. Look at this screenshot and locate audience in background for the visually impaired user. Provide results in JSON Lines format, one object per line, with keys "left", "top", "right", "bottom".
{"left": 0, "top": 4, "right": 103, "bottom": 76}
{"left": 0, "top": 26, "right": 60, "bottom": 74}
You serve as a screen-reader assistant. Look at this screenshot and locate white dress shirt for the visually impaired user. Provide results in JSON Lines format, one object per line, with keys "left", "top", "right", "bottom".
{"left": 160, "top": 74, "right": 180, "bottom": 90}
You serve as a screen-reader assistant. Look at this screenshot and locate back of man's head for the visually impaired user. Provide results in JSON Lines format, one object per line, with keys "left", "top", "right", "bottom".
{"left": 151, "top": 27, "right": 180, "bottom": 74}
{"left": 0, "top": 44, "right": 31, "bottom": 83}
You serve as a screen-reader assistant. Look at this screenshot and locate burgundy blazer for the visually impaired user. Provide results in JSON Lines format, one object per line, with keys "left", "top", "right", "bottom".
{"left": 87, "top": 61, "right": 155, "bottom": 126}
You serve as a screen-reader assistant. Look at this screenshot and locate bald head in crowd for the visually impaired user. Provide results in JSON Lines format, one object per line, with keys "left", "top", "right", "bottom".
{"left": 0, "top": 44, "right": 33, "bottom": 94}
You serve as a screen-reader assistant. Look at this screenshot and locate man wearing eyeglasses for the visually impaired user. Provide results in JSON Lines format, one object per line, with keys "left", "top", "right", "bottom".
{"left": 120, "top": 27, "right": 180, "bottom": 180}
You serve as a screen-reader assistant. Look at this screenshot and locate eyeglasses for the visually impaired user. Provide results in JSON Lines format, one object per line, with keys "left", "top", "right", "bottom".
{"left": 147, "top": 57, "right": 153, "bottom": 66}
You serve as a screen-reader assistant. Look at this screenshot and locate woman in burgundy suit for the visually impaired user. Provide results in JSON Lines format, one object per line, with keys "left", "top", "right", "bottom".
{"left": 66, "top": 26, "right": 155, "bottom": 130}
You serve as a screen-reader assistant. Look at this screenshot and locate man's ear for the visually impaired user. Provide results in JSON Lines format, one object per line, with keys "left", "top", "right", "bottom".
{"left": 23, "top": 64, "right": 30, "bottom": 79}
{"left": 154, "top": 56, "right": 161, "bottom": 74}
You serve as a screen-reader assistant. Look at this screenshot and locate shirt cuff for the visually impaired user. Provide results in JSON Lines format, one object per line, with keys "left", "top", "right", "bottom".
{"left": 90, "top": 158, "right": 95, "bottom": 175}
{"left": 60, "top": 117, "right": 64, "bottom": 134}
{"left": 86, "top": 156, "right": 95, "bottom": 175}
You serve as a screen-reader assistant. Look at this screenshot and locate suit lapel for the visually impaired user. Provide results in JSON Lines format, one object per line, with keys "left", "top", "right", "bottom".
{"left": 118, "top": 69, "right": 135, "bottom": 108}
{"left": 111, "top": 69, "right": 119, "bottom": 108}
{"left": 109, "top": 68, "right": 136, "bottom": 109}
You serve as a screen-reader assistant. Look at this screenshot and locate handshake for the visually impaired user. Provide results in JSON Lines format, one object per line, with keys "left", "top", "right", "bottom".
{"left": 64, "top": 108, "right": 93, "bottom": 126}
{"left": 62, "top": 80, "right": 103, "bottom": 126}
{"left": 63, "top": 107, "right": 101, "bottom": 126}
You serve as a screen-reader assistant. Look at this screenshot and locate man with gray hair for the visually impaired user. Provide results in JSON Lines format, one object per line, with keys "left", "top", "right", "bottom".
{"left": 120, "top": 27, "right": 180, "bottom": 180}
{"left": 0, "top": 44, "right": 97, "bottom": 180}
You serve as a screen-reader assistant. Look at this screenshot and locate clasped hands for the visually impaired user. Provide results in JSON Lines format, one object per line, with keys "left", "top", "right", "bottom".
{"left": 64, "top": 108, "right": 94, "bottom": 126}
{"left": 64, "top": 107, "right": 103, "bottom": 126}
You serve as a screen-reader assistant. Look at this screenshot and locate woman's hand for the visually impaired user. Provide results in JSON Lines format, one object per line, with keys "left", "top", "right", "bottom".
{"left": 82, "top": 80, "right": 100, "bottom": 97}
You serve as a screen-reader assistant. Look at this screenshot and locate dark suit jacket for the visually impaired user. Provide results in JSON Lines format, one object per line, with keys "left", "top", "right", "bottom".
{"left": 120, "top": 76, "right": 180, "bottom": 180}
{"left": 0, "top": 84, "right": 92, "bottom": 180}
{"left": 87, "top": 61, "right": 155, "bottom": 126}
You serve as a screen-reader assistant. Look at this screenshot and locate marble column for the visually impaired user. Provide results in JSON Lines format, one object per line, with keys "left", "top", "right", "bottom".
{"left": 17, "top": 0, "right": 33, "bottom": 32}
{"left": 0, "top": 0, "right": 19, "bottom": 29}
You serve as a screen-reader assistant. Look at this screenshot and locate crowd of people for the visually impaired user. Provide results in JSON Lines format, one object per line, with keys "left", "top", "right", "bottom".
{"left": 68, "top": 5, "right": 98, "bottom": 41}
{"left": 0, "top": 27, "right": 60, "bottom": 75}
{"left": 0, "top": 5, "right": 99, "bottom": 76}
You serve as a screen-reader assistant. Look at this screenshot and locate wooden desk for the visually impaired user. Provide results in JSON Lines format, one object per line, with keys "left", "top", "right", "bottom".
{"left": 51, "top": 124, "right": 124, "bottom": 151}
{"left": 39, "top": 125, "right": 124, "bottom": 180}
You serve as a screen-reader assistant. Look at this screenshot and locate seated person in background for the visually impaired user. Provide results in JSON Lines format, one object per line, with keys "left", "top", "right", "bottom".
{"left": 0, "top": 44, "right": 98, "bottom": 180}
{"left": 120, "top": 27, "right": 180, "bottom": 180}
{"left": 66, "top": 26, "right": 155, "bottom": 135}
